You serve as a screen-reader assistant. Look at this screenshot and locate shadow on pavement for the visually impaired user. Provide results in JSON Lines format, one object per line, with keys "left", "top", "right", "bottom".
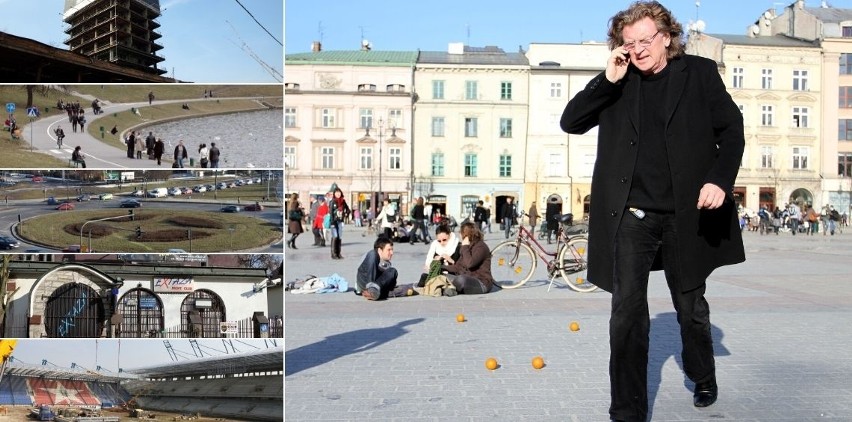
{"left": 647, "top": 311, "right": 730, "bottom": 419}
{"left": 285, "top": 318, "right": 425, "bottom": 376}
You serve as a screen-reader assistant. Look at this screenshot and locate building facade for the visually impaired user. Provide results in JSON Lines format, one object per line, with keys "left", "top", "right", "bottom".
{"left": 413, "top": 44, "right": 529, "bottom": 219}
{"left": 4, "top": 257, "right": 274, "bottom": 338}
{"left": 285, "top": 46, "right": 417, "bottom": 216}
{"left": 62, "top": 0, "right": 166, "bottom": 75}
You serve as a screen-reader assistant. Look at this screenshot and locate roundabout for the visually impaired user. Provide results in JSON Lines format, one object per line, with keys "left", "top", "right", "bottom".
{"left": 17, "top": 208, "right": 280, "bottom": 253}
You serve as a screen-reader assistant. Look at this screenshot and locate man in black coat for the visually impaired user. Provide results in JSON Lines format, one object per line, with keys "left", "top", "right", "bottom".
{"left": 560, "top": 2, "right": 744, "bottom": 421}
{"left": 500, "top": 197, "right": 517, "bottom": 239}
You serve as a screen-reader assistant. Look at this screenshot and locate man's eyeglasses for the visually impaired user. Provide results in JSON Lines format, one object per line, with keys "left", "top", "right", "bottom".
{"left": 623, "top": 31, "right": 661, "bottom": 51}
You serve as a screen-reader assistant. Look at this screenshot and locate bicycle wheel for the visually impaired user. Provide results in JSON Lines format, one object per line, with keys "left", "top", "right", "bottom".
{"left": 490, "top": 241, "right": 536, "bottom": 289}
{"left": 558, "top": 236, "right": 598, "bottom": 293}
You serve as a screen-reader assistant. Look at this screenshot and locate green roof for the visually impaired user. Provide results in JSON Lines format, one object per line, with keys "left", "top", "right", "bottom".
{"left": 285, "top": 50, "right": 418, "bottom": 66}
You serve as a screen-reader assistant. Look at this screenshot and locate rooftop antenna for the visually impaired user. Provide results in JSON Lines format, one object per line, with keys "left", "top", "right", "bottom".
{"left": 318, "top": 21, "right": 324, "bottom": 43}
{"left": 466, "top": 24, "right": 470, "bottom": 45}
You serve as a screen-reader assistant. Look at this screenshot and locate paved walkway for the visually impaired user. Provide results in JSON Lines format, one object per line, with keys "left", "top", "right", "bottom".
{"left": 285, "top": 225, "right": 852, "bottom": 421}
{"left": 23, "top": 96, "right": 271, "bottom": 168}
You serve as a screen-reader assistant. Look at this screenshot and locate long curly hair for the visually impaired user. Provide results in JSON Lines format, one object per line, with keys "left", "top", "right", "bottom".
{"left": 607, "top": 0, "right": 685, "bottom": 60}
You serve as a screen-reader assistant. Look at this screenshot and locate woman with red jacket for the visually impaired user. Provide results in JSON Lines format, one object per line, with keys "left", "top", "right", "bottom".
{"left": 313, "top": 197, "right": 329, "bottom": 247}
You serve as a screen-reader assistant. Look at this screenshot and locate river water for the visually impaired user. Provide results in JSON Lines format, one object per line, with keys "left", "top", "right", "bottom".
{"left": 141, "top": 108, "right": 283, "bottom": 168}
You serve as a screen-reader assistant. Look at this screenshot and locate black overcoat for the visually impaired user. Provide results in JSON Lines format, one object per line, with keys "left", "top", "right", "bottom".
{"left": 560, "top": 55, "right": 745, "bottom": 293}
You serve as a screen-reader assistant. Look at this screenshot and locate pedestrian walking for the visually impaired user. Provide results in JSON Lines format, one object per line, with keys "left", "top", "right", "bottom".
{"left": 560, "top": 2, "right": 745, "bottom": 420}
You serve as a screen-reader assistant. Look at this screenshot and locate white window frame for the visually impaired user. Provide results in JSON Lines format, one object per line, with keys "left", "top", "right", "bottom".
{"left": 389, "top": 147, "right": 402, "bottom": 170}
{"left": 431, "top": 153, "right": 445, "bottom": 177}
{"left": 761, "top": 145, "right": 774, "bottom": 169}
{"left": 547, "top": 153, "right": 563, "bottom": 177}
{"left": 432, "top": 80, "right": 444, "bottom": 99}
{"left": 388, "top": 109, "right": 402, "bottom": 129}
{"left": 792, "top": 146, "right": 809, "bottom": 169}
{"left": 321, "top": 108, "right": 336, "bottom": 128}
{"left": 285, "top": 146, "right": 296, "bottom": 169}
{"left": 359, "top": 146, "right": 373, "bottom": 170}
{"left": 359, "top": 108, "right": 373, "bottom": 129}
{"left": 550, "top": 82, "right": 562, "bottom": 98}
{"left": 793, "top": 69, "right": 809, "bottom": 91}
{"left": 464, "top": 153, "right": 478, "bottom": 177}
{"left": 732, "top": 67, "right": 744, "bottom": 89}
{"left": 761, "top": 68, "right": 773, "bottom": 90}
{"left": 761, "top": 105, "right": 774, "bottom": 127}
{"left": 465, "top": 81, "right": 478, "bottom": 100}
{"left": 499, "top": 118, "right": 512, "bottom": 138}
{"left": 501, "top": 81, "right": 512, "bottom": 100}
{"left": 321, "top": 146, "right": 335, "bottom": 169}
{"left": 499, "top": 154, "right": 512, "bottom": 177}
{"left": 285, "top": 107, "right": 297, "bottom": 128}
{"left": 464, "top": 117, "right": 478, "bottom": 137}
{"left": 791, "top": 106, "right": 809, "bottom": 128}
{"left": 431, "top": 117, "right": 445, "bottom": 137}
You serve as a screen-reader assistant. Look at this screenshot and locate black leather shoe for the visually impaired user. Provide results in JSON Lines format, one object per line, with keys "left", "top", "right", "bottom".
{"left": 693, "top": 380, "right": 718, "bottom": 408}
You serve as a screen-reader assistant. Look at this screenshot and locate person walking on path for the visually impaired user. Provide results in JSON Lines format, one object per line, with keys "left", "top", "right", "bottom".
{"left": 287, "top": 193, "right": 304, "bottom": 249}
{"left": 409, "top": 197, "right": 429, "bottom": 244}
{"left": 134, "top": 132, "right": 144, "bottom": 160}
{"left": 148, "top": 91, "right": 155, "bottom": 105}
{"left": 500, "top": 197, "right": 517, "bottom": 239}
{"left": 153, "top": 138, "right": 165, "bottom": 166}
{"left": 328, "top": 185, "right": 350, "bottom": 259}
{"left": 209, "top": 142, "right": 221, "bottom": 168}
{"left": 528, "top": 201, "right": 540, "bottom": 237}
{"left": 126, "top": 131, "right": 135, "bottom": 158}
{"left": 376, "top": 198, "right": 397, "bottom": 240}
{"left": 174, "top": 140, "right": 188, "bottom": 168}
{"left": 145, "top": 132, "right": 156, "bottom": 158}
{"left": 311, "top": 197, "right": 327, "bottom": 247}
{"left": 560, "top": 2, "right": 745, "bottom": 420}
{"left": 198, "top": 144, "right": 209, "bottom": 168}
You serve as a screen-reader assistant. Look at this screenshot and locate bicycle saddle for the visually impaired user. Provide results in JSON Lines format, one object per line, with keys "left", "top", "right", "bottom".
{"left": 558, "top": 213, "right": 574, "bottom": 225}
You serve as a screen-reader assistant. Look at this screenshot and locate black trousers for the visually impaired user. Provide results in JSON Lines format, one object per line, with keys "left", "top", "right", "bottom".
{"left": 609, "top": 210, "right": 715, "bottom": 422}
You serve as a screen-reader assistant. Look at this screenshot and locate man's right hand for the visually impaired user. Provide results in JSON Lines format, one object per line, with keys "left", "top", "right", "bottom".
{"left": 606, "top": 47, "right": 630, "bottom": 83}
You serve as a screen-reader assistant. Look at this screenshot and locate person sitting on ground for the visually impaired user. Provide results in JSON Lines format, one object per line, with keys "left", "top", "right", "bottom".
{"left": 418, "top": 223, "right": 461, "bottom": 287}
{"left": 393, "top": 221, "right": 414, "bottom": 243}
{"left": 356, "top": 236, "right": 398, "bottom": 301}
{"left": 182, "top": 103, "right": 190, "bottom": 110}
{"left": 71, "top": 146, "right": 87, "bottom": 168}
{"left": 441, "top": 221, "right": 495, "bottom": 295}
{"left": 110, "top": 125, "right": 118, "bottom": 135}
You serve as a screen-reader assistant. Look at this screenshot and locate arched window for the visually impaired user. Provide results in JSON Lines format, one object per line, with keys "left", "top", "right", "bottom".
{"left": 180, "top": 289, "right": 226, "bottom": 338}
{"left": 117, "top": 287, "right": 164, "bottom": 338}
{"left": 44, "top": 283, "right": 105, "bottom": 338}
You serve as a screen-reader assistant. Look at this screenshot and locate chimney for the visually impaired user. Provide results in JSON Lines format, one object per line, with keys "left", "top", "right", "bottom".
{"left": 311, "top": 41, "right": 322, "bottom": 52}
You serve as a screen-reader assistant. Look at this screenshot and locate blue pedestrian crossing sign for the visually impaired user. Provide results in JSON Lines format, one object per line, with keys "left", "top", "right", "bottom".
{"left": 26, "top": 107, "right": 38, "bottom": 118}
{"left": 5, "top": 103, "right": 14, "bottom": 113}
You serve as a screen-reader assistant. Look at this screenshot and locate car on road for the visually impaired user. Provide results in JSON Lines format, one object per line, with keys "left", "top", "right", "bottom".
{"left": 220, "top": 205, "right": 240, "bottom": 213}
{"left": 216, "top": 182, "right": 229, "bottom": 190}
{"left": 76, "top": 194, "right": 91, "bottom": 202}
{"left": 46, "top": 196, "right": 59, "bottom": 205}
{"left": 0, "top": 236, "right": 20, "bottom": 249}
{"left": 62, "top": 245, "right": 82, "bottom": 253}
{"left": 243, "top": 203, "right": 264, "bottom": 211}
{"left": 181, "top": 187, "right": 193, "bottom": 195}
{"left": 168, "top": 187, "right": 182, "bottom": 196}
{"left": 31, "top": 176, "right": 44, "bottom": 183}
{"left": 120, "top": 199, "right": 142, "bottom": 208}
{"left": 56, "top": 203, "right": 75, "bottom": 211}
{"left": 167, "top": 248, "right": 187, "bottom": 253}
{"left": 147, "top": 188, "right": 168, "bottom": 198}
{"left": 99, "top": 193, "right": 114, "bottom": 200}
{"left": 192, "top": 185, "right": 207, "bottom": 193}
{"left": 131, "top": 189, "right": 145, "bottom": 197}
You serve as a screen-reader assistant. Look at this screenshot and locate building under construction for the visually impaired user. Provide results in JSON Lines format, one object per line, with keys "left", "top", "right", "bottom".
{"left": 62, "top": 0, "right": 166, "bottom": 76}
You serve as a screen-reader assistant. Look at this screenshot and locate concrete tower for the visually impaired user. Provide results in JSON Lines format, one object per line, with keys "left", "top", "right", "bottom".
{"left": 62, "top": 0, "right": 166, "bottom": 75}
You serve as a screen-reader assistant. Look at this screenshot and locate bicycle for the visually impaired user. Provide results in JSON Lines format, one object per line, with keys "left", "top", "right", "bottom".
{"left": 491, "top": 212, "right": 598, "bottom": 293}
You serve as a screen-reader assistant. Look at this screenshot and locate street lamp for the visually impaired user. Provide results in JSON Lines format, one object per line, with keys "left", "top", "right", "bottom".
{"left": 377, "top": 117, "right": 384, "bottom": 203}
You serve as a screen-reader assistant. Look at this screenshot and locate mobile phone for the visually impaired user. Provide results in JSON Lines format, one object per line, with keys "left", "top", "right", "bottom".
{"left": 628, "top": 207, "right": 645, "bottom": 219}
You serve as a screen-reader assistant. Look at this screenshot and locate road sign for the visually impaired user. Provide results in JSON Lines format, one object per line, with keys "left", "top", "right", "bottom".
{"left": 5, "top": 103, "right": 14, "bottom": 113}
{"left": 26, "top": 107, "right": 38, "bottom": 118}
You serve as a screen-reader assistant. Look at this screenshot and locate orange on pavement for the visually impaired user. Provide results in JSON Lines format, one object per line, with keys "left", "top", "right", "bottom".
{"left": 569, "top": 322, "right": 580, "bottom": 331}
{"left": 532, "top": 356, "right": 545, "bottom": 369}
{"left": 485, "top": 357, "right": 498, "bottom": 370}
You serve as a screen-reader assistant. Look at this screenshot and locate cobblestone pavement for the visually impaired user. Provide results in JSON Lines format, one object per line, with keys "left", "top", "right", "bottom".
{"left": 285, "top": 224, "right": 852, "bottom": 421}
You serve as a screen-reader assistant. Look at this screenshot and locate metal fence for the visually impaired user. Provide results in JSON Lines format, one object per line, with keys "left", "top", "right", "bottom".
{"left": 2, "top": 315, "right": 283, "bottom": 338}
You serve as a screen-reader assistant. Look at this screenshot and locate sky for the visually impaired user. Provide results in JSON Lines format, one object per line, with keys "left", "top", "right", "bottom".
{"left": 9, "top": 339, "right": 281, "bottom": 372}
{"left": 285, "top": 0, "right": 852, "bottom": 55}
{"left": 0, "top": 0, "right": 283, "bottom": 83}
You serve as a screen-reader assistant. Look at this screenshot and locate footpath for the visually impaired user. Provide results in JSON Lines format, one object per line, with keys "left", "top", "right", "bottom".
{"left": 285, "top": 225, "right": 852, "bottom": 421}
{"left": 23, "top": 96, "right": 271, "bottom": 168}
